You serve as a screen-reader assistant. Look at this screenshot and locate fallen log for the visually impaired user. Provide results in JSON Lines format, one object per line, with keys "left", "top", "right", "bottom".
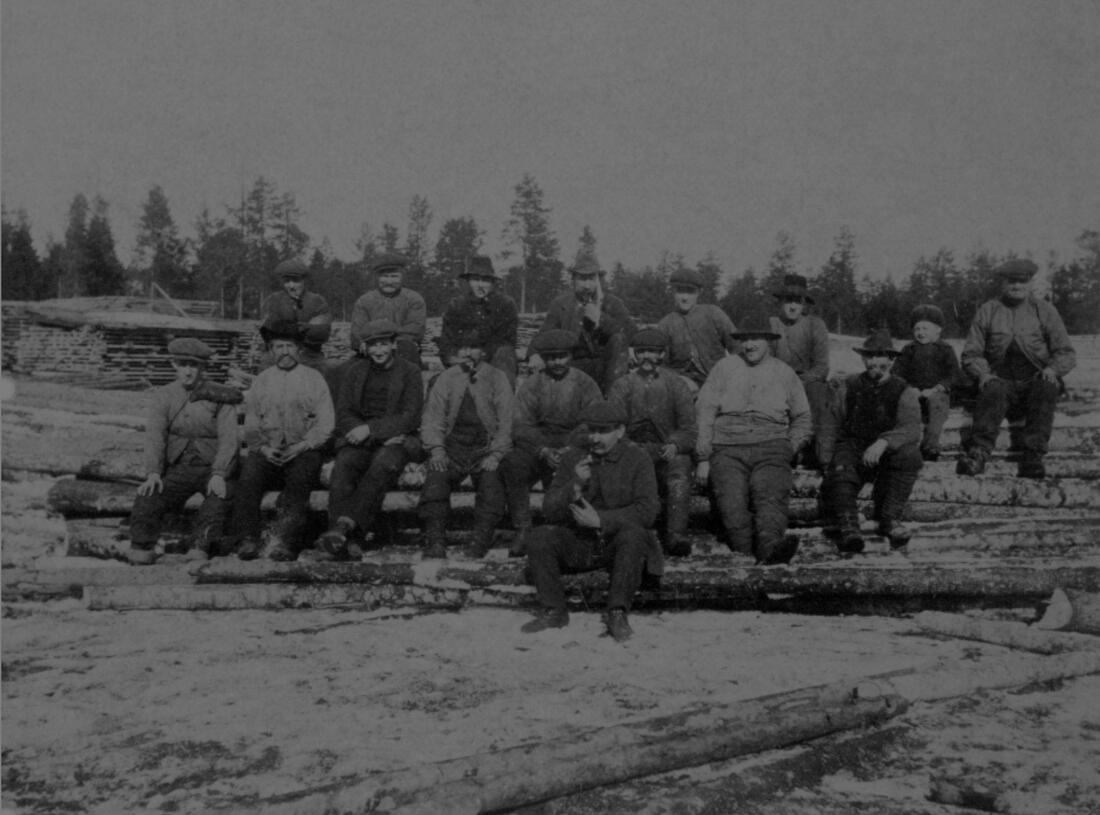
{"left": 928, "top": 777, "right": 1009, "bottom": 813}
{"left": 1035, "top": 588, "right": 1100, "bottom": 636}
{"left": 914, "top": 611, "right": 1100, "bottom": 654}
{"left": 218, "top": 682, "right": 906, "bottom": 815}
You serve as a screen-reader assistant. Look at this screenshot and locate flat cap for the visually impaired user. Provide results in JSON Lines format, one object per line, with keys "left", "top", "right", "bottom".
{"left": 274, "top": 258, "right": 309, "bottom": 279}
{"left": 370, "top": 254, "right": 409, "bottom": 275}
{"left": 630, "top": 327, "right": 670, "bottom": 350}
{"left": 669, "top": 268, "right": 704, "bottom": 289}
{"left": 356, "top": 319, "right": 400, "bottom": 345}
{"left": 579, "top": 399, "right": 627, "bottom": 430}
{"left": 730, "top": 314, "right": 780, "bottom": 340}
{"left": 259, "top": 319, "right": 303, "bottom": 344}
{"left": 910, "top": 304, "right": 945, "bottom": 328}
{"left": 459, "top": 255, "right": 498, "bottom": 279}
{"left": 167, "top": 337, "right": 214, "bottom": 362}
{"left": 854, "top": 328, "right": 900, "bottom": 357}
{"left": 996, "top": 259, "right": 1038, "bottom": 281}
{"left": 530, "top": 329, "right": 578, "bottom": 356}
{"left": 570, "top": 254, "right": 604, "bottom": 277}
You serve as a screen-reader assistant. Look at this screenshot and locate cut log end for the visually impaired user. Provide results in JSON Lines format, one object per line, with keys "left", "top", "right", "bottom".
{"left": 1035, "top": 588, "right": 1100, "bottom": 636}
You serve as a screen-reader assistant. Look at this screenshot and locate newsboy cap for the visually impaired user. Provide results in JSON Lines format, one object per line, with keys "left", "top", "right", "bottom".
{"left": 669, "top": 268, "right": 704, "bottom": 289}
{"left": 996, "top": 259, "right": 1038, "bottom": 282}
{"left": 355, "top": 319, "right": 400, "bottom": 345}
{"left": 854, "top": 328, "right": 900, "bottom": 357}
{"left": 459, "top": 255, "right": 498, "bottom": 279}
{"left": 630, "top": 327, "right": 670, "bottom": 350}
{"left": 370, "top": 254, "right": 409, "bottom": 275}
{"left": 570, "top": 254, "right": 605, "bottom": 277}
{"left": 910, "top": 304, "right": 945, "bottom": 328}
{"left": 259, "top": 319, "right": 303, "bottom": 345}
{"left": 530, "top": 329, "right": 578, "bottom": 356}
{"left": 274, "top": 258, "right": 309, "bottom": 280}
{"left": 773, "top": 273, "right": 814, "bottom": 304}
{"left": 579, "top": 399, "right": 627, "bottom": 431}
{"left": 730, "top": 314, "right": 780, "bottom": 340}
{"left": 167, "top": 337, "right": 214, "bottom": 363}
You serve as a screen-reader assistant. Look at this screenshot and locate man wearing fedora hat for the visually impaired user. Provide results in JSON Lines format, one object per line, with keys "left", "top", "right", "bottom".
{"left": 127, "top": 337, "right": 240, "bottom": 565}
{"left": 350, "top": 254, "right": 427, "bottom": 368}
{"left": 770, "top": 274, "right": 831, "bottom": 465}
{"left": 695, "top": 315, "right": 811, "bottom": 565}
{"left": 499, "top": 328, "right": 602, "bottom": 558}
{"left": 302, "top": 320, "right": 424, "bottom": 561}
{"left": 438, "top": 255, "right": 519, "bottom": 386}
{"left": 608, "top": 327, "right": 698, "bottom": 557}
{"left": 232, "top": 318, "right": 334, "bottom": 561}
{"left": 655, "top": 267, "right": 737, "bottom": 390}
{"left": 957, "top": 259, "right": 1075, "bottom": 479}
{"left": 819, "top": 329, "right": 923, "bottom": 552}
{"left": 521, "top": 399, "right": 661, "bottom": 642}
{"left": 540, "top": 254, "right": 636, "bottom": 395}
{"left": 261, "top": 257, "right": 332, "bottom": 372}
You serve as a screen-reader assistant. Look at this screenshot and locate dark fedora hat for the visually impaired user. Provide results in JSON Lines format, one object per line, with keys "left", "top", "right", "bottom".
{"left": 854, "top": 328, "right": 900, "bottom": 357}
{"left": 773, "top": 273, "right": 814, "bottom": 304}
{"left": 731, "top": 314, "right": 780, "bottom": 340}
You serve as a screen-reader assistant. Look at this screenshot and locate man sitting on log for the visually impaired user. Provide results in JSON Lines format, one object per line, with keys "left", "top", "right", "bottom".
{"left": 521, "top": 400, "right": 661, "bottom": 643}
{"left": 957, "top": 259, "right": 1076, "bottom": 480}
{"left": 608, "top": 327, "right": 698, "bottom": 558}
{"left": 233, "top": 320, "right": 335, "bottom": 561}
{"left": 418, "top": 329, "right": 515, "bottom": 559}
{"left": 539, "top": 254, "right": 636, "bottom": 395}
{"left": 261, "top": 258, "right": 333, "bottom": 373}
{"left": 500, "top": 328, "right": 602, "bottom": 559}
{"left": 655, "top": 267, "right": 737, "bottom": 391}
{"left": 438, "top": 256, "right": 519, "bottom": 386}
{"left": 301, "top": 320, "right": 423, "bottom": 561}
{"left": 350, "top": 254, "right": 427, "bottom": 368}
{"left": 128, "top": 337, "right": 241, "bottom": 565}
{"left": 819, "top": 329, "right": 923, "bottom": 552}
{"left": 695, "top": 316, "right": 811, "bottom": 565}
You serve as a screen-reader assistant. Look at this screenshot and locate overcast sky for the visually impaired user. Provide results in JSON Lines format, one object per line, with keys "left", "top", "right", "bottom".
{"left": 3, "top": 0, "right": 1098, "bottom": 283}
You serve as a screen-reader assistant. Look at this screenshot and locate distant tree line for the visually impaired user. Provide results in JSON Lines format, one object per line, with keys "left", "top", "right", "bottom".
{"left": 3, "top": 175, "right": 1098, "bottom": 336}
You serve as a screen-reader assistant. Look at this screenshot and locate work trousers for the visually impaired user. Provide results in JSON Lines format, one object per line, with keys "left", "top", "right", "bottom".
{"left": 499, "top": 447, "right": 556, "bottom": 529}
{"left": 130, "top": 460, "right": 228, "bottom": 551}
{"left": 526, "top": 524, "right": 649, "bottom": 611}
{"left": 572, "top": 332, "right": 628, "bottom": 395}
{"left": 636, "top": 445, "right": 693, "bottom": 541}
{"left": 969, "top": 376, "right": 1059, "bottom": 456}
{"left": 232, "top": 449, "right": 324, "bottom": 550}
{"left": 918, "top": 389, "right": 951, "bottom": 455}
{"left": 328, "top": 443, "right": 411, "bottom": 532}
{"left": 709, "top": 439, "right": 793, "bottom": 560}
{"left": 802, "top": 379, "right": 832, "bottom": 464}
{"left": 822, "top": 439, "right": 922, "bottom": 524}
{"left": 418, "top": 455, "right": 506, "bottom": 533}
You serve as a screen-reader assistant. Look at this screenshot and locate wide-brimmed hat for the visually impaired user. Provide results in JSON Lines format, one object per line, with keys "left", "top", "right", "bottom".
{"left": 259, "top": 319, "right": 303, "bottom": 344}
{"left": 355, "top": 319, "right": 400, "bottom": 345}
{"left": 773, "top": 273, "right": 814, "bottom": 304}
{"left": 995, "top": 259, "right": 1037, "bottom": 282}
{"left": 854, "top": 329, "right": 900, "bottom": 357}
{"left": 579, "top": 399, "right": 627, "bottom": 431}
{"left": 730, "top": 314, "right": 780, "bottom": 340}
{"left": 459, "top": 255, "right": 499, "bottom": 279}
{"left": 370, "top": 254, "right": 409, "bottom": 275}
{"left": 630, "top": 327, "right": 670, "bottom": 350}
{"left": 274, "top": 258, "right": 309, "bottom": 280}
{"left": 166, "top": 337, "right": 214, "bottom": 363}
{"left": 530, "top": 329, "right": 578, "bottom": 356}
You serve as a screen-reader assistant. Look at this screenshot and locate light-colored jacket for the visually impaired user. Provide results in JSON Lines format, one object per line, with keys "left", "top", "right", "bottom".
{"left": 142, "top": 380, "right": 239, "bottom": 477}
{"left": 962, "top": 296, "right": 1076, "bottom": 384}
{"left": 421, "top": 362, "right": 514, "bottom": 464}
{"left": 244, "top": 363, "right": 334, "bottom": 451}
{"left": 770, "top": 314, "right": 830, "bottom": 383}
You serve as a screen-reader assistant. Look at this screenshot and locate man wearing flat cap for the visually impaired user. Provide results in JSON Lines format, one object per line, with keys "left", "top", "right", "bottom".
{"left": 540, "top": 254, "right": 636, "bottom": 395}
{"left": 500, "top": 328, "right": 602, "bottom": 558}
{"left": 418, "top": 328, "right": 515, "bottom": 558}
{"left": 769, "top": 274, "right": 831, "bottom": 465}
{"left": 695, "top": 315, "right": 811, "bottom": 565}
{"left": 232, "top": 318, "right": 335, "bottom": 560}
{"left": 302, "top": 320, "right": 424, "bottom": 561}
{"left": 655, "top": 267, "right": 737, "bottom": 390}
{"left": 350, "top": 253, "right": 426, "bottom": 368}
{"left": 127, "top": 337, "right": 240, "bottom": 564}
{"left": 521, "top": 399, "right": 661, "bottom": 643}
{"left": 438, "top": 256, "right": 519, "bottom": 385}
{"left": 957, "top": 259, "right": 1075, "bottom": 479}
{"left": 261, "top": 257, "right": 333, "bottom": 372}
{"left": 608, "top": 327, "right": 698, "bottom": 557}
{"left": 819, "top": 329, "right": 923, "bottom": 552}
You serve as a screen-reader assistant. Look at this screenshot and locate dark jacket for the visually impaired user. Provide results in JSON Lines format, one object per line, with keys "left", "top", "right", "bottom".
{"left": 893, "top": 340, "right": 960, "bottom": 392}
{"left": 818, "top": 373, "right": 921, "bottom": 462}
{"left": 438, "top": 291, "right": 518, "bottom": 364}
{"left": 261, "top": 290, "right": 332, "bottom": 350}
{"left": 513, "top": 367, "right": 602, "bottom": 453}
{"left": 541, "top": 292, "right": 636, "bottom": 359}
{"left": 607, "top": 367, "right": 697, "bottom": 453}
{"left": 333, "top": 356, "right": 423, "bottom": 446}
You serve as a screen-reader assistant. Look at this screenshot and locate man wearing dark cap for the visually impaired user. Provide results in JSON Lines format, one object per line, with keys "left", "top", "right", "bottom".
{"left": 893, "top": 304, "right": 961, "bottom": 461}
{"left": 958, "top": 259, "right": 1076, "bottom": 479}
{"left": 232, "top": 319, "right": 335, "bottom": 560}
{"left": 350, "top": 254, "right": 426, "bottom": 368}
{"left": 418, "top": 329, "right": 515, "bottom": 558}
{"left": 540, "top": 254, "right": 636, "bottom": 395}
{"left": 128, "top": 337, "right": 240, "bottom": 564}
{"left": 819, "top": 329, "right": 923, "bottom": 552}
{"left": 655, "top": 267, "right": 737, "bottom": 389}
{"left": 500, "top": 328, "right": 602, "bottom": 557}
{"left": 438, "top": 256, "right": 519, "bottom": 385}
{"left": 261, "top": 258, "right": 333, "bottom": 372}
{"left": 695, "top": 316, "right": 811, "bottom": 565}
{"left": 521, "top": 399, "right": 661, "bottom": 643}
{"left": 608, "top": 327, "right": 697, "bottom": 557}
{"left": 769, "top": 274, "right": 831, "bottom": 465}
{"left": 302, "top": 320, "right": 423, "bottom": 561}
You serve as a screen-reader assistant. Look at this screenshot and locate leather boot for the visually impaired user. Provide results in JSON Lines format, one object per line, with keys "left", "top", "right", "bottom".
{"left": 664, "top": 477, "right": 692, "bottom": 557}
{"left": 604, "top": 608, "right": 634, "bottom": 642}
{"left": 956, "top": 447, "right": 989, "bottom": 476}
{"left": 466, "top": 526, "right": 495, "bottom": 558}
{"left": 1018, "top": 453, "right": 1046, "bottom": 480}
{"left": 521, "top": 606, "right": 569, "bottom": 633}
{"left": 878, "top": 519, "right": 912, "bottom": 549}
{"left": 838, "top": 513, "right": 864, "bottom": 554}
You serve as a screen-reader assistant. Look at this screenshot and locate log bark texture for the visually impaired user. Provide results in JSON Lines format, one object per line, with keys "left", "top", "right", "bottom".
{"left": 1035, "top": 588, "right": 1100, "bottom": 636}
{"left": 914, "top": 610, "right": 1100, "bottom": 654}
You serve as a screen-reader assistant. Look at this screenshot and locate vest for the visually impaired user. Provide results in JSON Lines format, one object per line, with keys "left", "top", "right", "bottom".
{"left": 844, "top": 375, "right": 907, "bottom": 443}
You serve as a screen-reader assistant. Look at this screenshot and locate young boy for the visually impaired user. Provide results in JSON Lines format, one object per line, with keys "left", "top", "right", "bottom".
{"left": 892, "top": 305, "right": 961, "bottom": 461}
